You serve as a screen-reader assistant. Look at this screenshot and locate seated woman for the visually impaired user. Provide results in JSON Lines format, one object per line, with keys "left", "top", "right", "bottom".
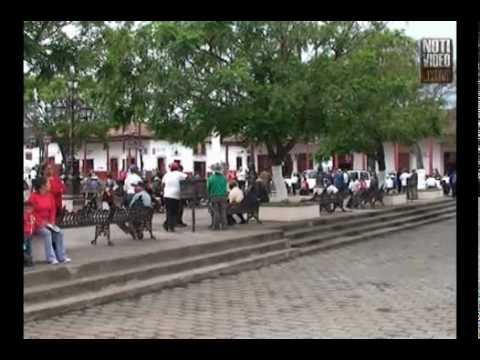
{"left": 299, "top": 176, "right": 310, "bottom": 196}
{"left": 28, "top": 178, "right": 71, "bottom": 265}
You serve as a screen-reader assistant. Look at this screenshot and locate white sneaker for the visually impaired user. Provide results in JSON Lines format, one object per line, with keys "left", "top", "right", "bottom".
{"left": 61, "top": 257, "right": 71, "bottom": 264}
{"left": 49, "top": 259, "right": 59, "bottom": 265}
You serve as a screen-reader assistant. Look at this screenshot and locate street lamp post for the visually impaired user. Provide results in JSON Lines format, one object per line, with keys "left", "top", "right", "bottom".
{"left": 51, "top": 75, "right": 93, "bottom": 207}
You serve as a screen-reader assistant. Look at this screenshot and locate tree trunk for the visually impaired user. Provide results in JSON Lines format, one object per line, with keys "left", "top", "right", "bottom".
{"left": 412, "top": 142, "right": 426, "bottom": 190}
{"left": 271, "top": 163, "right": 288, "bottom": 202}
{"left": 375, "top": 143, "right": 386, "bottom": 189}
{"left": 57, "top": 142, "right": 68, "bottom": 175}
{"left": 412, "top": 142, "right": 424, "bottom": 170}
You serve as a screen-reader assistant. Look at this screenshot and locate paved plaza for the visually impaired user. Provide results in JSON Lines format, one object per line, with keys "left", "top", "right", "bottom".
{"left": 24, "top": 218, "right": 456, "bottom": 339}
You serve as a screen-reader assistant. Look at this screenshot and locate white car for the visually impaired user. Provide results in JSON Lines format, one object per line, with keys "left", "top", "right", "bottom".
{"left": 303, "top": 170, "right": 319, "bottom": 191}
{"left": 347, "top": 170, "right": 371, "bottom": 188}
{"left": 284, "top": 170, "right": 318, "bottom": 193}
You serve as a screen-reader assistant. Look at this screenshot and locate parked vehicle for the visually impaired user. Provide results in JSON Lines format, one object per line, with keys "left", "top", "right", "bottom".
{"left": 303, "top": 170, "right": 320, "bottom": 191}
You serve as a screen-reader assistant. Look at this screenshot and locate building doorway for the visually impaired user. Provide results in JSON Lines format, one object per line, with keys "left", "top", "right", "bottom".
{"left": 110, "top": 158, "right": 118, "bottom": 179}
{"left": 444, "top": 152, "right": 456, "bottom": 175}
{"left": 296, "top": 153, "right": 308, "bottom": 174}
{"left": 157, "top": 157, "right": 166, "bottom": 174}
{"left": 194, "top": 161, "right": 206, "bottom": 179}
{"left": 282, "top": 155, "right": 293, "bottom": 177}
{"left": 83, "top": 159, "right": 94, "bottom": 175}
{"left": 337, "top": 154, "right": 353, "bottom": 170}
{"left": 236, "top": 157, "right": 243, "bottom": 171}
{"left": 257, "top": 155, "right": 272, "bottom": 174}
{"left": 398, "top": 153, "right": 410, "bottom": 172}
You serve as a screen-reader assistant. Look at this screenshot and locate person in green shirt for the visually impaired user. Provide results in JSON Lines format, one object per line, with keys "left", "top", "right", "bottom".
{"left": 208, "top": 163, "right": 228, "bottom": 230}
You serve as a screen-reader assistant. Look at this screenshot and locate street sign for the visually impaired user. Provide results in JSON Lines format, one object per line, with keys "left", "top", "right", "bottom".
{"left": 419, "top": 38, "right": 453, "bottom": 83}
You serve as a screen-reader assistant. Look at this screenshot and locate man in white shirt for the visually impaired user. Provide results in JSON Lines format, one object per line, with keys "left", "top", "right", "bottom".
{"left": 326, "top": 183, "right": 339, "bottom": 194}
{"left": 400, "top": 170, "right": 410, "bottom": 193}
{"left": 124, "top": 166, "right": 143, "bottom": 205}
{"left": 237, "top": 167, "right": 247, "bottom": 191}
{"left": 385, "top": 176, "right": 394, "bottom": 193}
{"left": 425, "top": 176, "right": 438, "bottom": 189}
{"left": 161, "top": 163, "right": 188, "bottom": 232}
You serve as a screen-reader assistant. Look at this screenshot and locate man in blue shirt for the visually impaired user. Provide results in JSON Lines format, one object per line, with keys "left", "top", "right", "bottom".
{"left": 129, "top": 182, "right": 152, "bottom": 208}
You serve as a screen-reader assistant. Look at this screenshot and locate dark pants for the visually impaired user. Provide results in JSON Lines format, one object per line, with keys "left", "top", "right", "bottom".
{"left": 451, "top": 183, "right": 456, "bottom": 197}
{"left": 24, "top": 234, "right": 33, "bottom": 266}
{"left": 210, "top": 196, "right": 228, "bottom": 230}
{"left": 177, "top": 200, "right": 186, "bottom": 224}
{"left": 238, "top": 180, "right": 246, "bottom": 191}
{"left": 164, "top": 197, "right": 179, "bottom": 230}
{"left": 227, "top": 213, "right": 246, "bottom": 225}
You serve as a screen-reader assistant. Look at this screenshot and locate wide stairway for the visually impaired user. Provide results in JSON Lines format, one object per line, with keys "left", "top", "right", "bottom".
{"left": 24, "top": 198, "right": 455, "bottom": 322}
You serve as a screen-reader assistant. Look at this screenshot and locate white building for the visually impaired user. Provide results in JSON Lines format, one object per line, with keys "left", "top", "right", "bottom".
{"left": 23, "top": 111, "right": 456, "bottom": 180}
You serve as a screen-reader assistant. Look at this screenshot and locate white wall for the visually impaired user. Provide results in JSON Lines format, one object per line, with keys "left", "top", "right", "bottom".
{"left": 383, "top": 142, "right": 396, "bottom": 173}
{"left": 23, "top": 144, "right": 63, "bottom": 172}
{"left": 353, "top": 153, "right": 364, "bottom": 170}
{"left": 24, "top": 137, "right": 454, "bottom": 178}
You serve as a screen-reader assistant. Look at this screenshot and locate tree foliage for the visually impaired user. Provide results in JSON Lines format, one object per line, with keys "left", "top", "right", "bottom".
{"left": 314, "top": 28, "right": 447, "bottom": 171}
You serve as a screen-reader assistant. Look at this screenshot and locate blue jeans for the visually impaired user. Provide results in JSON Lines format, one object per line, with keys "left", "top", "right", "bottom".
{"left": 34, "top": 227, "right": 67, "bottom": 263}
{"left": 24, "top": 234, "right": 32, "bottom": 257}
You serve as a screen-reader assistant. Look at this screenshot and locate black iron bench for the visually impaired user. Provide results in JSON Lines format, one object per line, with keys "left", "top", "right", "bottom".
{"left": 57, "top": 194, "right": 155, "bottom": 246}
{"left": 226, "top": 199, "right": 261, "bottom": 224}
{"left": 318, "top": 191, "right": 347, "bottom": 214}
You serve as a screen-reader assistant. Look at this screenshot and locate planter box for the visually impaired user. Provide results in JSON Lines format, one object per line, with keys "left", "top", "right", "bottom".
{"left": 383, "top": 194, "right": 407, "bottom": 206}
{"left": 417, "top": 189, "right": 444, "bottom": 200}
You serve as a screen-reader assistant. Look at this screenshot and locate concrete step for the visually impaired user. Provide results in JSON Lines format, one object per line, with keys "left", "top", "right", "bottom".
{"left": 297, "top": 213, "right": 455, "bottom": 256}
{"left": 24, "top": 238, "right": 288, "bottom": 305}
{"left": 24, "top": 230, "right": 284, "bottom": 288}
{"left": 290, "top": 207, "right": 455, "bottom": 248}
{"left": 277, "top": 198, "right": 454, "bottom": 233}
{"left": 24, "top": 247, "right": 299, "bottom": 322}
{"left": 286, "top": 202, "right": 456, "bottom": 240}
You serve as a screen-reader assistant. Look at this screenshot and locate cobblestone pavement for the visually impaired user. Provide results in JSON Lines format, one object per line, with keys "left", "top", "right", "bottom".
{"left": 24, "top": 219, "right": 456, "bottom": 339}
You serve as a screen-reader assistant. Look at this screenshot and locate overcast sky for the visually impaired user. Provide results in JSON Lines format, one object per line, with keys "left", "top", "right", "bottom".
{"left": 388, "top": 21, "right": 456, "bottom": 60}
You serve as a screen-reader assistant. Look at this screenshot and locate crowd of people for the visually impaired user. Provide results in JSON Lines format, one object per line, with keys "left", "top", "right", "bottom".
{"left": 23, "top": 159, "right": 457, "bottom": 267}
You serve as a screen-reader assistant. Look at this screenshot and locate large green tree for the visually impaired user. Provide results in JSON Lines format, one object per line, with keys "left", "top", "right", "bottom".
{"left": 140, "top": 21, "right": 385, "bottom": 200}
{"left": 24, "top": 21, "right": 111, "bottom": 172}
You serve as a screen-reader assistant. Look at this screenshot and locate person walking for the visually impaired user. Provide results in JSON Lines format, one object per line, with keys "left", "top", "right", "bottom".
{"left": 400, "top": 169, "right": 410, "bottom": 194}
{"left": 291, "top": 172, "right": 299, "bottom": 196}
{"left": 176, "top": 164, "right": 188, "bottom": 227}
{"left": 28, "top": 178, "right": 71, "bottom": 265}
{"left": 449, "top": 170, "right": 457, "bottom": 197}
{"left": 162, "top": 162, "right": 187, "bottom": 232}
{"left": 237, "top": 166, "right": 247, "bottom": 191}
{"left": 410, "top": 169, "right": 418, "bottom": 200}
{"left": 44, "top": 164, "right": 65, "bottom": 219}
{"left": 207, "top": 163, "right": 228, "bottom": 230}
{"left": 334, "top": 170, "right": 344, "bottom": 193}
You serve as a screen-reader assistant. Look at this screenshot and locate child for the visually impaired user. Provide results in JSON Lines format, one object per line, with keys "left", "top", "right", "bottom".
{"left": 23, "top": 201, "right": 35, "bottom": 267}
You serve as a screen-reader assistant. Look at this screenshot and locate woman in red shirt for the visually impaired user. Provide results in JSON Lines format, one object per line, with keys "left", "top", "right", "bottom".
{"left": 29, "top": 178, "right": 71, "bottom": 265}
{"left": 45, "top": 164, "right": 65, "bottom": 219}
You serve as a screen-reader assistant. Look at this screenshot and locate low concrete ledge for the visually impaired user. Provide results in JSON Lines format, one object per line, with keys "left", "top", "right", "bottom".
{"left": 417, "top": 189, "right": 444, "bottom": 200}
{"left": 383, "top": 194, "right": 407, "bottom": 206}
